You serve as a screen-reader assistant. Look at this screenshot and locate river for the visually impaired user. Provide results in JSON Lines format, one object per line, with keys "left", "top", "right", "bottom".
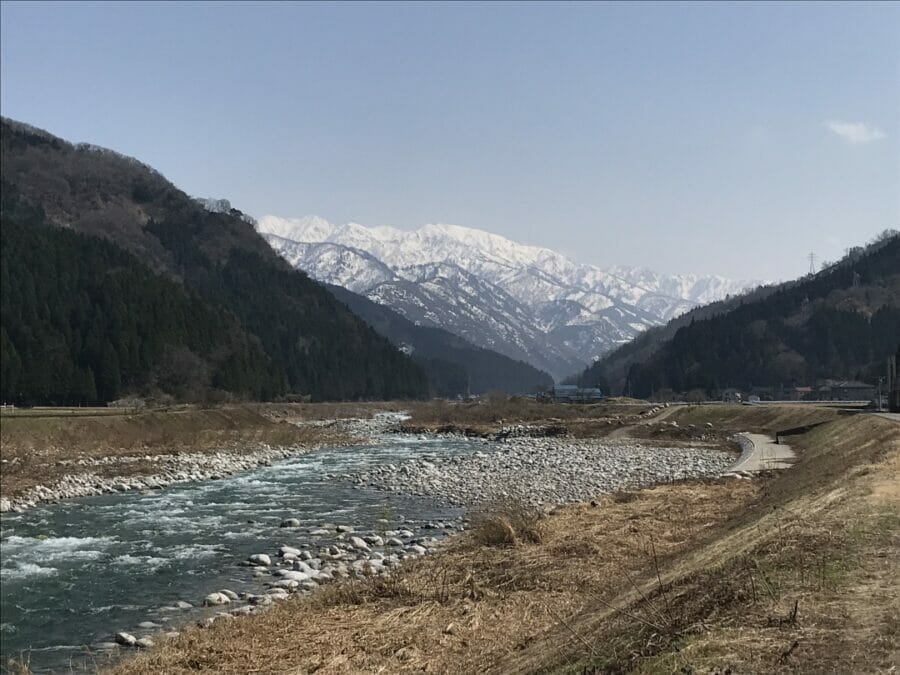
{"left": 0, "top": 434, "right": 479, "bottom": 673}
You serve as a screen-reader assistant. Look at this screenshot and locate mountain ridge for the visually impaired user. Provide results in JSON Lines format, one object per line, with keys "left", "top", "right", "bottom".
{"left": 0, "top": 117, "right": 429, "bottom": 403}
{"left": 259, "top": 214, "right": 761, "bottom": 378}
{"left": 577, "top": 231, "right": 900, "bottom": 397}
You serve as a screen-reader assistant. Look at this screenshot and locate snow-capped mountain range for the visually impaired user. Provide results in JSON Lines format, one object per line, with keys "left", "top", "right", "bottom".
{"left": 258, "top": 215, "right": 761, "bottom": 379}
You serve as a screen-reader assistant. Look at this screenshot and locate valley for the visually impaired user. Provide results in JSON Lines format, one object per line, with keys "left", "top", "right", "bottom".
{"left": 258, "top": 216, "right": 760, "bottom": 378}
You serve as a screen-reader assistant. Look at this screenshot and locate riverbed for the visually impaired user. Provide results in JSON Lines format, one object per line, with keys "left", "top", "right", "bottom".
{"left": 0, "top": 434, "right": 474, "bottom": 673}
{"left": 1, "top": 430, "right": 733, "bottom": 673}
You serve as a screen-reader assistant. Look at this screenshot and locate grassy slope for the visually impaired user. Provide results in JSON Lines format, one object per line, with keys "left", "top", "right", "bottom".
{"left": 106, "top": 406, "right": 898, "bottom": 674}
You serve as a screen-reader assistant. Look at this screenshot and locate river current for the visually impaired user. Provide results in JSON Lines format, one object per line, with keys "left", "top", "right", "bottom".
{"left": 0, "top": 434, "right": 479, "bottom": 673}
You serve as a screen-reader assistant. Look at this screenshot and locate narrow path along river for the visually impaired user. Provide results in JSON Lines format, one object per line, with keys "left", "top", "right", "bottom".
{"left": 1, "top": 426, "right": 734, "bottom": 673}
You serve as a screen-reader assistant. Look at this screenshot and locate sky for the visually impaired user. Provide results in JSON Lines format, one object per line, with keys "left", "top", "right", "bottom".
{"left": 1, "top": 1, "right": 897, "bottom": 280}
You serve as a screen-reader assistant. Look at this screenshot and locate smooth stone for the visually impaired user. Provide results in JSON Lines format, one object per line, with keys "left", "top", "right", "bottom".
{"left": 280, "top": 518, "right": 301, "bottom": 528}
{"left": 248, "top": 553, "right": 272, "bottom": 567}
{"left": 203, "top": 592, "right": 231, "bottom": 606}
{"left": 135, "top": 638, "right": 155, "bottom": 649}
{"left": 115, "top": 632, "right": 137, "bottom": 647}
{"left": 278, "top": 546, "right": 302, "bottom": 557}
{"left": 349, "top": 536, "right": 371, "bottom": 552}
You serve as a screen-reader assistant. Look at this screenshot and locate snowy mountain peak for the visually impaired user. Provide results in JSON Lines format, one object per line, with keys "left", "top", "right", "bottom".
{"left": 259, "top": 214, "right": 762, "bottom": 379}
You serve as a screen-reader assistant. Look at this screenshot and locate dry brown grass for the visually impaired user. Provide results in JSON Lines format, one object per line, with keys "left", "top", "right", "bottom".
{"left": 104, "top": 412, "right": 899, "bottom": 675}
{"left": 0, "top": 404, "right": 357, "bottom": 498}
{"left": 107, "top": 479, "right": 759, "bottom": 675}
{"left": 470, "top": 499, "right": 544, "bottom": 547}
{"left": 405, "top": 400, "right": 842, "bottom": 443}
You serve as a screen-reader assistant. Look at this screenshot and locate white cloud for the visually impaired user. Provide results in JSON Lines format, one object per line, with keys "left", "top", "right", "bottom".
{"left": 823, "top": 120, "right": 886, "bottom": 143}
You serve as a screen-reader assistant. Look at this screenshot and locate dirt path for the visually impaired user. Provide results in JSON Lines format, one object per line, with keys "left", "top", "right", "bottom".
{"left": 726, "top": 432, "right": 795, "bottom": 473}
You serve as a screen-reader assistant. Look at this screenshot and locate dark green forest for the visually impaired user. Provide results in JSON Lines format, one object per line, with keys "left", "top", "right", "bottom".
{"left": 579, "top": 233, "right": 900, "bottom": 397}
{"left": 1, "top": 117, "right": 429, "bottom": 404}
{"left": 1, "top": 187, "right": 281, "bottom": 404}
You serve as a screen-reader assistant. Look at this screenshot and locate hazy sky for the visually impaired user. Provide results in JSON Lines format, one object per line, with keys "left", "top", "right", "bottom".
{"left": 2, "top": 1, "right": 897, "bottom": 279}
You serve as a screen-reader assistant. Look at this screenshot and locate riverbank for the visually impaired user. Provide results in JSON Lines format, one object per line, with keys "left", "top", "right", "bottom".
{"left": 0, "top": 401, "right": 840, "bottom": 512}
{"left": 105, "top": 409, "right": 898, "bottom": 674}
{"left": 0, "top": 405, "right": 408, "bottom": 512}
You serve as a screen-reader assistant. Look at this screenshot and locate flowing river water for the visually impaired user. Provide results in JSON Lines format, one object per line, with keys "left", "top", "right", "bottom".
{"left": 0, "top": 434, "right": 477, "bottom": 673}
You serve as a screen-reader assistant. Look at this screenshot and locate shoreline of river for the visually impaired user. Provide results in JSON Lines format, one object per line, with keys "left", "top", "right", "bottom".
{"left": 0, "top": 415, "right": 404, "bottom": 514}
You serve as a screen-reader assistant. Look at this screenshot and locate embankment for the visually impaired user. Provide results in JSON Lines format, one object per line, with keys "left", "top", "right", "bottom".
{"left": 107, "top": 407, "right": 899, "bottom": 674}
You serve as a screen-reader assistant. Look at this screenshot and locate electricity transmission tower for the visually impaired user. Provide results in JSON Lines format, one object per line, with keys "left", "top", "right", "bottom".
{"left": 808, "top": 252, "right": 817, "bottom": 274}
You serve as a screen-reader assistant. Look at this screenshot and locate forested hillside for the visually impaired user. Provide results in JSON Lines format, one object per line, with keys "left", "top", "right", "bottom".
{"left": 326, "top": 284, "right": 554, "bottom": 396}
{"left": 0, "top": 118, "right": 429, "bottom": 403}
{"left": 579, "top": 232, "right": 900, "bottom": 397}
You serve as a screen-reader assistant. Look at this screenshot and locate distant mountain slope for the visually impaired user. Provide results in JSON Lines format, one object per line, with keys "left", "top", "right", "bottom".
{"left": 0, "top": 118, "right": 428, "bottom": 402}
{"left": 1, "top": 186, "right": 281, "bottom": 404}
{"left": 578, "top": 232, "right": 900, "bottom": 396}
{"left": 325, "top": 283, "right": 554, "bottom": 396}
{"left": 259, "top": 215, "right": 760, "bottom": 379}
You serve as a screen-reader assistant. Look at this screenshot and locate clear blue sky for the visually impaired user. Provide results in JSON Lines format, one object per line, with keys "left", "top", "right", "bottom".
{"left": 2, "top": 1, "right": 897, "bottom": 279}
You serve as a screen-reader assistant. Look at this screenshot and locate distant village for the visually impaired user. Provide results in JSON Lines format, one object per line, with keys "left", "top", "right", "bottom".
{"left": 538, "top": 372, "right": 897, "bottom": 410}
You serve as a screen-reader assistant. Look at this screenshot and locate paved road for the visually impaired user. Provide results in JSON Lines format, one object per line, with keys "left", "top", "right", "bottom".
{"left": 872, "top": 412, "right": 900, "bottom": 423}
{"left": 725, "top": 433, "right": 796, "bottom": 474}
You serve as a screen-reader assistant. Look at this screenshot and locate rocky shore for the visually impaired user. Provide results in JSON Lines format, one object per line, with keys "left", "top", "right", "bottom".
{"left": 0, "top": 415, "right": 404, "bottom": 513}
{"left": 345, "top": 436, "right": 735, "bottom": 507}
{"left": 101, "top": 433, "right": 735, "bottom": 654}
{"left": 103, "top": 517, "right": 459, "bottom": 653}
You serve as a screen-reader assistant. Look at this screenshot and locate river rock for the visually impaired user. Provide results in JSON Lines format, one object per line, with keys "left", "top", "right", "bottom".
{"left": 349, "top": 536, "right": 371, "bottom": 552}
{"left": 280, "top": 518, "right": 301, "bottom": 528}
{"left": 220, "top": 589, "right": 239, "bottom": 601}
{"left": 203, "top": 592, "right": 231, "bottom": 606}
{"left": 115, "top": 632, "right": 137, "bottom": 647}
{"left": 247, "top": 553, "right": 272, "bottom": 567}
{"left": 278, "top": 546, "right": 302, "bottom": 558}
{"left": 135, "top": 637, "right": 155, "bottom": 649}
{"left": 277, "top": 569, "right": 310, "bottom": 582}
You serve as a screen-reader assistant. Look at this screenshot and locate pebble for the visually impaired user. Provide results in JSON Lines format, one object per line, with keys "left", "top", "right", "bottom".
{"left": 348, "top": 436, "right": 733, "bottom": 507}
